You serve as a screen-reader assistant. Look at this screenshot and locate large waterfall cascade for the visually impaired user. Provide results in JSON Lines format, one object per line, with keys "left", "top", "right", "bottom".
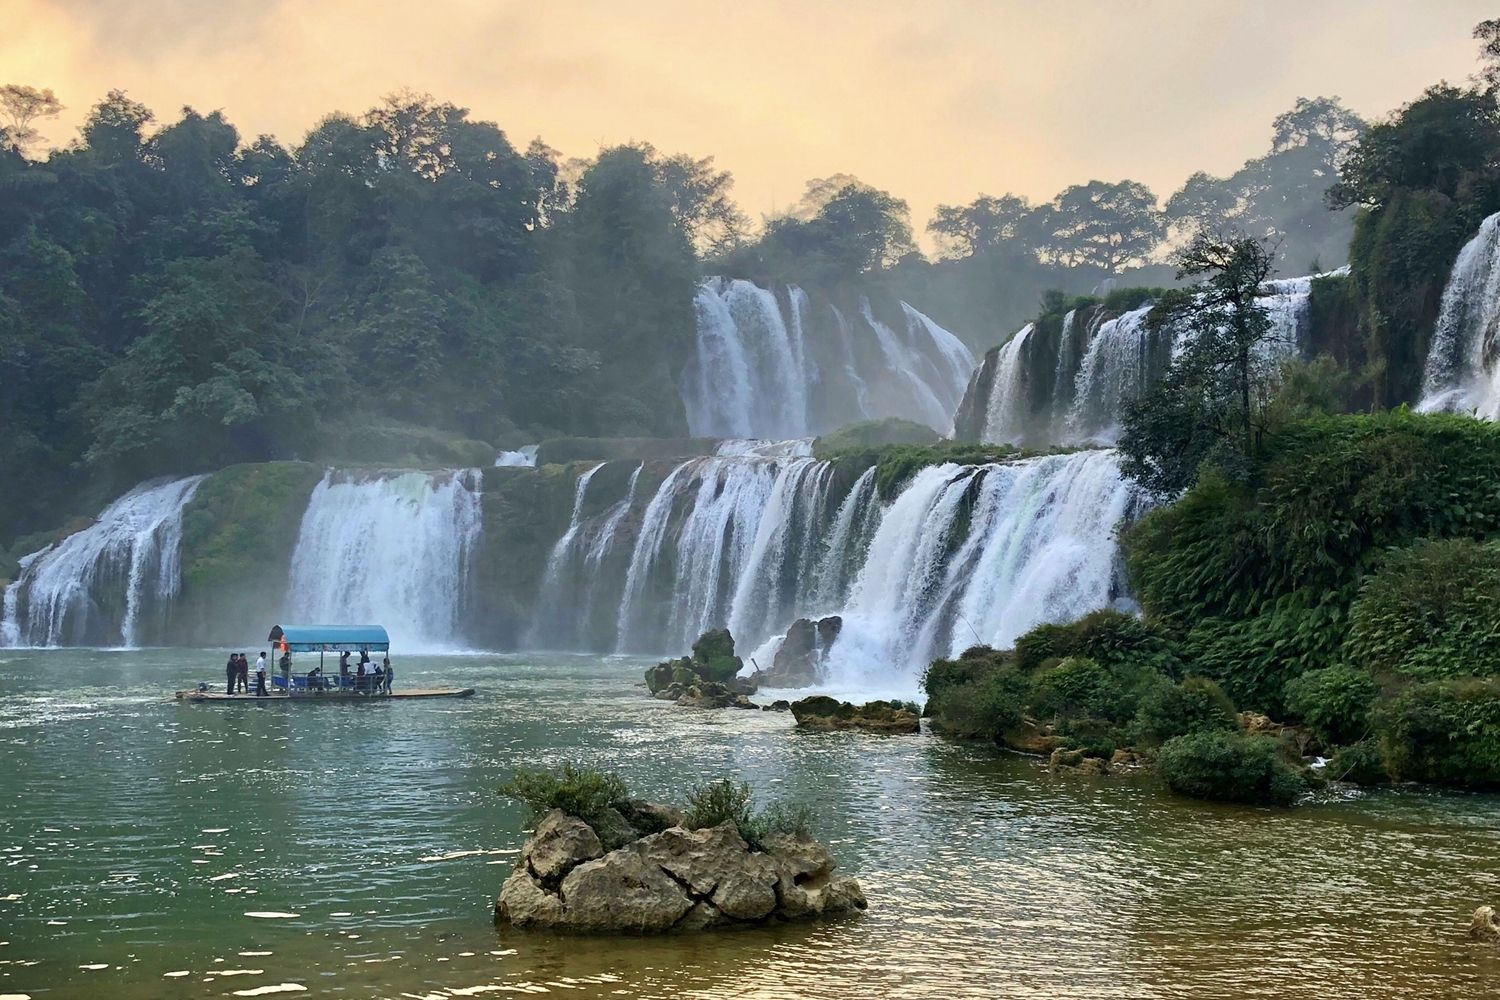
{"left": 682, "top": 278, "right": 977, "bottom": 439}
{"left": 285, "top": 468, "right": 484, "bottom": 651}
{"left": 976, "top": 270, "right": 1337, "bottom": 448}
{"left": 1417, "top": 210, "right": 1500, "bottom": 418}
{"left": 1, "top": 475, "right": 207, "bottom": 648}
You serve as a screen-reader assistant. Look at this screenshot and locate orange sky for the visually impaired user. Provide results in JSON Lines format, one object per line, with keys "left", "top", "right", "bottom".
{"left": 5, "top": 0, "right": 1493, "bottom": 236}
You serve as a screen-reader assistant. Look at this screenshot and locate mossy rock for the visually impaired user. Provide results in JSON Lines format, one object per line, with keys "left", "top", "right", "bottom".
{"left": 691, "top": 628, "right": 737, "bottom": 666}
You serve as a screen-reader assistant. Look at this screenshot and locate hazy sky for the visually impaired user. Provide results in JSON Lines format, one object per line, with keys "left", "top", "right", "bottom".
{"left": 6, "top": 1, "right": 1495, "bottom": 233}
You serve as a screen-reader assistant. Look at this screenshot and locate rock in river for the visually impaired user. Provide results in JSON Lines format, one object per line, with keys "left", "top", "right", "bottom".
{"left": 789, "top": 696, "right": 920, "bottom": 734}
{"left": 496, "top": 807, "right": 866, "bottom": 934}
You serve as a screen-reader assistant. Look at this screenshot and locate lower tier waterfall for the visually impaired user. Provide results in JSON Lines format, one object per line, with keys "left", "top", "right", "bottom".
{"left": 1, "top": 475, "right": 207, "bottom": 648}
{"left": 285, "top": 469, "right": 484, "bottom": 651}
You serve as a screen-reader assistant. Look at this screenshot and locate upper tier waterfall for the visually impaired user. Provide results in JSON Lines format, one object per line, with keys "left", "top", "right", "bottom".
{"left": 1417, "top": 211, "right": 1500, "bottom": 418}
{"left": 681, "top": 278, "right": 976, "bottom": 439}
{"left": 285, "top": 468, "right": 484, "bottom": 651}
{"left": 966, "top": 270, "right": 1335, "bottom": 448}
{"left": 1, "top": 475, "right": 207, "bottom": 648}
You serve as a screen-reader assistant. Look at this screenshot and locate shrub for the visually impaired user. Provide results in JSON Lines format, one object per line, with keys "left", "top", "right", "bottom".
{"left": 1014, "top": 610, "right": 1183, "bottom": 677}
{"left": 1029, "top": 657, "right": 1128, "bottom": 722}
{"left": 1344, "top": 539, "right": 1500, "bottom": 680}
{"left": 685, "top": 779, "right": 817, "bottom": 849}
{"left": 1284, "top": 665, "right": 1379, "bottom": 745}
{"left": 1376, "top": 678, "right": 1500, "bottom": 789}
{"left": 1326, "top": 738, "right": 1391, "bottom": 785}
{"left": 922, "top": 650, "right": 1003, "bottom": 699}
{"left": 1158, "top": 731, "right": 1307, "bottom": 806}
{"left": 685, "top": 779, "right": 755, "bottom": 832}
{"left": 1131, "top": 675, "right": 1240, "bottom": 747}
{"left": 930, "top": 661, "right": 1031, "bottom": 740}
{"left": 498, "top": 763, "right": 630, "bottom": 829}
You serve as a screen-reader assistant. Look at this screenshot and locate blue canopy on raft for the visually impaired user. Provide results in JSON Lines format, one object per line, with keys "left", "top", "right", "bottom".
{"left": 272, "top": 625, "right": 391, "bottom": 653}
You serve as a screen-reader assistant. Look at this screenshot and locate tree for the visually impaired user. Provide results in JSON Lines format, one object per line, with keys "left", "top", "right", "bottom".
{"left": 650, "top": 149, "right": 749, "bottom": 257}
{"left": 1476, "top": 17, "right": 1500, "bottom": 89}
{"left": 927, "top": 193, "right": 1036, "bottom": 259}
{"left": 811, "top": 182, "right": 916, "bottom": 272}
{"left": 1039, "top": 180, "right": 1164, "bottom": 272}
{"left": 1119, "top": 234, "right": 1277, "bottom": 498}
{"left": 80, "top": 90, "right": 154, "bottom": 164}
{"left": 0, "top": 84, "right": 63, "bottom": 153}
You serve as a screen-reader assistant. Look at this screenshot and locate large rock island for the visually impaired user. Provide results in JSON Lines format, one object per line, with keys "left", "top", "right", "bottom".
{"left": 497, "top": 807, "right": 866, "bottom": 933}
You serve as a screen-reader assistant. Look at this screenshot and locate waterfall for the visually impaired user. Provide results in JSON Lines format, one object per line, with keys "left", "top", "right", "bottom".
{"left": 612, "top": 450, "right": 844, "bottom": 654}
{"left": 285, "top": 468, "right": 483, "bottom": 651}
{"left": 981, "top": 323, "right": 1035, "bottom": 445}
{"left": 1, "top": 475, "right": 206, "bottom": 648}
{"left": 1066, "top": 305, "right": 1156, "bottom": 444}
{"left": 681, "top": 278, "right": 975, "bottom": 438}
{"left": 495, "top": 445, "right": 538, "bottom": 468}
{"left": 819, "top": 450, "right": 1139, "bottom": 693}
{"left": 1417, "top": 212, "right": 1500, "bottom": 418}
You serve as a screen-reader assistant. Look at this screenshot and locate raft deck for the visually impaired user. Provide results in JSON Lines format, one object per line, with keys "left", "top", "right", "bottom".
{"left": 176, "top": 688, "right": 474, "bottom": 702}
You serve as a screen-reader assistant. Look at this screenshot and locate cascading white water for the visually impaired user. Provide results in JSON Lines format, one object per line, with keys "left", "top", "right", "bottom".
{"left": 682, "top": 278, "right": 975, "bottom": 438}
{"left": 495, "top": 445, "right": 539, "bottom": 468}
{"left": 981, "top": 323, "right": 1035, "bottom": 445}
{"left": 818, "top": 450, "right": 1138, "bottom": 694}
{"left": 1, "top": 475, "right": 207, "bottom": 648}
{"left": 683, "top": 279, "right": 810, "bottom": 440}
{"left": 1066, "top": 305, "right": 1155, "bottom": 444}
{"left": 1417, "top": 212, "right": 1500, "bottom": 418}
{"left": 285, "top": 469, "right": 483, "bottom": 651}
{"left": 612, "top": 448, "right": 848, "bottom": 654}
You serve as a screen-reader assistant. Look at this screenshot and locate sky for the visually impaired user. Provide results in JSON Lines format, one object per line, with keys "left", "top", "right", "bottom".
{"left": 5, "top": 0, "right": 1495, "bottom": 235}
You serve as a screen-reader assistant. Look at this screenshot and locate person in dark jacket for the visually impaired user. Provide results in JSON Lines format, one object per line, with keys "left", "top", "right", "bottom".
{"left": 236, "top": 653, "right": 249, "bottom": 693}
{"left": 225, "top": 653, "right": 238, "bottom": 695}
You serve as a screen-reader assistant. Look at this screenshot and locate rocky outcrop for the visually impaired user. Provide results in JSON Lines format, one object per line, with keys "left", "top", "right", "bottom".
{"left": 1471, "top": 905, "right": 1500, "bottom": 944}
{"left": 753, "top": 616, "right": 842, "bottom": 688}
{"left": 1239, "top": 711, "right": 1324, "bottom": 758}
{"left": 496, "top": 808, "right": 866, "bottom": 934}
{"left": 789, "top": 696, "right": 920, "bottom": 734}
{"left": 645, "top": 629, "right": 756, "bottom": 708}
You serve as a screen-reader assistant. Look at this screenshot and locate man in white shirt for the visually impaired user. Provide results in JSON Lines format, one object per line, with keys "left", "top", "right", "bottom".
{"left": 254, "top": 652, "right": 268, "bottom": 697}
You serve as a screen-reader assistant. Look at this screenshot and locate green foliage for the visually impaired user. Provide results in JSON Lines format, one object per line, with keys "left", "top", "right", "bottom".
{"left": 1029, "top": 657, "right": 1129, "bottom": 723}
{"left": 1158, "top": 730, "right": 1308, "bottom": 806}
{"left": 1119, "top": 234, "right": 1278, "bottom": 499}
{"left": 817, "top": 441, "right": 1022, "bottom": 500}
{"left": 1326, "top": 738, "right": 1391, "bottom": 785}
{"left": 1130, "top": 675, "right": 1241, "bottom": 747}
{"left": 1124, "top": 411, "right": 1500, "bottom": 713}
{"left": 1283, "top": 665, "right": 1379, "bottom": 745}
{"left": 1343, "top": 538, "right": 1500, "bottom": 680}
{"left": 497, "top": 763, "right": 631, "bottom": 829}
{"left": 1333, "top": 83, "right": 1500, "bottom": 405}
{"left": 1013, "top": 609, "right": 1184, "bottom": 677}
{"left": 1376, "top": 678, "right": 1500, "bottom": 789}
{"left": 925, "top": 653, "right": 1031, "bottom": 741}
{"left": 683, "top": 779, "right": 815, "bottom": 849}
{"left": 812, "top": 418, "right": 940, "bottom": 457}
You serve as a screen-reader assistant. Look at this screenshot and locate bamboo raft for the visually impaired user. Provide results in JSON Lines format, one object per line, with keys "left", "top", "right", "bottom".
{"left": 176, "top": 687, "right": 475, "bottom": 702}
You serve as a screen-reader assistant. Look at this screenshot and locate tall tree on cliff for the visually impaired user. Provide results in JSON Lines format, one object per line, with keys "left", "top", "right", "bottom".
{"left": 1119, "top": 234, "right": 1277, "bottom": 498}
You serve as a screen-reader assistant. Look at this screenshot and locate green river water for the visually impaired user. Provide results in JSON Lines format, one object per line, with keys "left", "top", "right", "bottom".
{"left": 0, "top": 648, "right": 1497, "bottom": 999}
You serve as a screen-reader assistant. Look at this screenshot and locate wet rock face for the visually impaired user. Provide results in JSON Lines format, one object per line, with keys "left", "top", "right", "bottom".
{"left": 758, "top": 616, "right": 843, "bottom": 688}
{"left": 789, "top": 696, "right": 920, "bottom": 734}
{"left": 496, "top": 809, "right": 866, "bottom": 934}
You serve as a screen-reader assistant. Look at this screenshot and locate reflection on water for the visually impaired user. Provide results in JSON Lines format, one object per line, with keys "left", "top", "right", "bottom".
{"left": 0, "top": 648, "right": 1498, "bottom": 998}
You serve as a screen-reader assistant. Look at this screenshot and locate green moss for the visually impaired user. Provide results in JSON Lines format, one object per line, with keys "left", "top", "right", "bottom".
{"left": 175, "top": 462, "right": 324, "bottom": 643}
{"left": 1158, "top": 730, "right": 1308, "bottom": 806}
{"left": 534, "top": 437, "right": 717, "bottom": 465}
{"left": 310, "top": 418, "right": 496, "bottom": 468}
{"left": 812, "top": 418, "right": 940, "bottom": 457}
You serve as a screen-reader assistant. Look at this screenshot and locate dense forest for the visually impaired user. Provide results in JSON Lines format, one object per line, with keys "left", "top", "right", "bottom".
{"left": 0, "top": 75, "right": 1365, "bottom": 546}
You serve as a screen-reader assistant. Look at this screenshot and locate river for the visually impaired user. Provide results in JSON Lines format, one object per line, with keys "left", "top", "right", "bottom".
{"left": 0, "top": 648, "right": 1496, "bottom": 998}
